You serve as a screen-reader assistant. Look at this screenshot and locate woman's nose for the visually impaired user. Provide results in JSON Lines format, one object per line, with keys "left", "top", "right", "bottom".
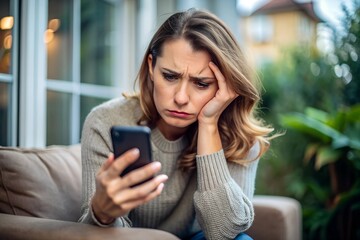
{"left": 174, "top": 81, "right": 190, "bottom": 106}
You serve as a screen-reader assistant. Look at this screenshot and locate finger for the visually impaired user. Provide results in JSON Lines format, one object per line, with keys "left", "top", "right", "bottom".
{"left": 96, "top": 153, "right": 115, "bottom": 180}
{"left": 140, "top": 182, "right": 165, "bottom": 203}
{"left": 100, "top": 153, "right": 115, "bottom": 172}
{"left": 105, "top": 176, "right": 127, "bottom": 195}
{"left": 121, "top": 161, "right": 162, "bottom": 187}
{"left": 112, "top": 174, "right": 168, "bottom": 204}
{"left": 209, "top": 62, "right": 227, "bottom": 90}
{"left": 209, "top": 62, "right": 237, "bottom": 98}
{"left": 106, "top": 161, "right": 162, "bottom": 194}
{"left": 118, "top": 183, "right": 165, "bottom": 211}
{"left": 106, "top": 148, "right": 140, "bottom": 179}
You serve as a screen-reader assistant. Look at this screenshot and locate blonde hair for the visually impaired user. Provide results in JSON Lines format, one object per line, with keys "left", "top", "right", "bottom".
{"left": 135, "top": 9, "right": 274, "bottom": 170}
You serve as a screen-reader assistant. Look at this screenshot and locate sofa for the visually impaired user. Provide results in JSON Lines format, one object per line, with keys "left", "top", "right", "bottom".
{"left": 0, "top": 145, "right": 302, "bottom": 240}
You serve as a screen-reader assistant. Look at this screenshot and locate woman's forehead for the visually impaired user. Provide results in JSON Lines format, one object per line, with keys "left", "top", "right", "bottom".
{"left": 159, "top": 39, "right": 210, "bottom": 60}
{"left": 156, "top": 40, "right": 211, "bottom": 73}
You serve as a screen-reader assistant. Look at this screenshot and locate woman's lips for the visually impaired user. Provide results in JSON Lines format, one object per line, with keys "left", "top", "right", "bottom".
{"left": 167, "top": 110, "right": 192, "bottom": 118}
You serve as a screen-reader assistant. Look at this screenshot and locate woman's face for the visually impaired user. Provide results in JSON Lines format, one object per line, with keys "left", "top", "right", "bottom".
{"left": 148, "top": 38, "right": 218, "bottom": 140}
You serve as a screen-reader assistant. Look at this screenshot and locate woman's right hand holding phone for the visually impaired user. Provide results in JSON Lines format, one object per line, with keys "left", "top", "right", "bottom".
{"left": 91, "top": 148, "right": 168, "bottom": 225}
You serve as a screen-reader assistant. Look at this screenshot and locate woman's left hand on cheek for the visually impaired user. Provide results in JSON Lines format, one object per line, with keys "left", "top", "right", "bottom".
{"left": 198, "top": 62, "right": 238, "bottom": 125}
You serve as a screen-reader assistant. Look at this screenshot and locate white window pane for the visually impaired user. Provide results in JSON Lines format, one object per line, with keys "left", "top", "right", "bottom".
{"left": 0, "top": 82, "right": 10, "bottom": 145}
{"left": 0, "top": 0, "right": 14, "bottom": 74}
{"left": 250, "top": 15, "right": 273, "bottom": 43}
{"left": 80, "top": 95, "right": 109, "bottom": 137}
{"left": 80, "top": 0, "right": 123, "bottom": 86}
{"left": 47, "top": 0, "right": 73, "bottom": 81}
{"left": 46, "top": 90, "right": 71, "bottom": 145}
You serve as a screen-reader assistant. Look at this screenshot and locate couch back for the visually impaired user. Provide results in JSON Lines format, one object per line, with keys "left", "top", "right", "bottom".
{"left": 0, "top": 145, "right": 82, "bottom": 222}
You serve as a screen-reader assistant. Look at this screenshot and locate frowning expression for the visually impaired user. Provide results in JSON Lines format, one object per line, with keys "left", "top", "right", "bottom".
{"left": 148, "top": 38, "right": 218, "bottom": 140}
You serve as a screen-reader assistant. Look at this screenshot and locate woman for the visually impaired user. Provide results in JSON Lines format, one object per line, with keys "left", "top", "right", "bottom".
{"left": 79, "top": 9, "right": 274, "bottom": 240}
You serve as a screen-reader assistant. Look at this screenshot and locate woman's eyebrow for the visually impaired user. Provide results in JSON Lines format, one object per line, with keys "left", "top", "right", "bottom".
{"left": 161, "top": 67, "right": 215, "bottom": 81}
{"left": 161, "top": 68, "right": 182, "bottom": 76}
{"left": 189, "top": 76, "right": 215, "bottom": 81}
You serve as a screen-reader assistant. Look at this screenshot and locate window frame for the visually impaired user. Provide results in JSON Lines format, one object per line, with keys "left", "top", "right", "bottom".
{"left": 13, "top": 0, "right": 138, "bottom": 147}
{"left": 0, "top": 0, "right": 19, "bottom": 146}
{"left": 3, "top": 0, "right": 241, "bottom": 147}
{"left": 19, "top": 0, "right": 48, "bottom": 147}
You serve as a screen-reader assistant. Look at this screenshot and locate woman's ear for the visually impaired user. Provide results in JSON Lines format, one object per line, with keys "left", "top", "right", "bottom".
{"left": 147, "top": 54, "right": 154, "bottom": 81}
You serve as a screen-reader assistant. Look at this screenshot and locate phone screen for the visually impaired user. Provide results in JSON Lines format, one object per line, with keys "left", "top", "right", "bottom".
{"left": 110, "top": 126, "right": 153, "bottom": 178}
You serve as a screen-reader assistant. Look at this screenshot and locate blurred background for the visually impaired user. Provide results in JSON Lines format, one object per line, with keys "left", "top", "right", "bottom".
{"left": 0, "top": 0, "right": 359, "bottom": 239}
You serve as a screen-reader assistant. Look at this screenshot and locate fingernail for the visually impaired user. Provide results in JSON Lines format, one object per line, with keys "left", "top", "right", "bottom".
{"left": 132, "top": 148, "right": 140, "bottom": 155}
{"left": 161, "top": 174, "right": 168, "bottom": 181}
{"left": 152, "top": 161, "right": 161, "bottom": 169}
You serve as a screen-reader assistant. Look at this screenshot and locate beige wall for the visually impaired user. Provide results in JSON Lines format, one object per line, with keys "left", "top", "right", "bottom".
{"left": 242, "top": 10, "right": 318, "bottom": 66}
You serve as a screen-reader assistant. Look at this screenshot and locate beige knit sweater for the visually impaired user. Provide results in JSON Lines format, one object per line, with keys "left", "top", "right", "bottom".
{"left": 79, "top": 97, "right": 259, "bottom": 240}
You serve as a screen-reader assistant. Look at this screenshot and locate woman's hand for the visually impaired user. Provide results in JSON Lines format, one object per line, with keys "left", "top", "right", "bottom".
{"left": 197, "top": 62, "right": 238, "bottom": 155}
{"left": 91, "top": 148, "right": 168, "bottom": 224}
{"left": 198, "top": 62, "right": 238, "bottom": 126}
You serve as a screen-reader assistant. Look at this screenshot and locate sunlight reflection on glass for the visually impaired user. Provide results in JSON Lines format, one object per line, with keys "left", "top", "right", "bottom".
{"left": 44, "top": 29, "right": 54, "bottom": 43}
{"left": 0, "top": 16, "right": 14, "bottom": 30}
{"left": 3, "top": 35, "right": 12, "bottom": 49}
{"left": 48, "top": 19, "right": 61, "bottom": 32}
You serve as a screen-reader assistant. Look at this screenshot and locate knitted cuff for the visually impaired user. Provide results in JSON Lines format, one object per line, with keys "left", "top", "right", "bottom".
{"left": 196, "top": 149, "right": 232, "bottom": 192}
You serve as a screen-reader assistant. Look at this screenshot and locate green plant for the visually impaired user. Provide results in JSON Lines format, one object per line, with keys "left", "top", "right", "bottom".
{"left": 280, "top": 105, "right": 360, "bottom": 240}
{"left": 256, "top": 45, "right": 344, "bottom": 199}
{"left": 256, "top": 2, "right": 360, "bottom": 239}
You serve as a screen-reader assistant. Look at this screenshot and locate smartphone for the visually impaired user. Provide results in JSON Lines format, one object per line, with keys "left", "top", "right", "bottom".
{"left": 110, "top": 126, "right": 153, "bottom": 179}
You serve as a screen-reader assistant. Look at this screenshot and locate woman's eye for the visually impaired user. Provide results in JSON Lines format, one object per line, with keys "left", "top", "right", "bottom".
{"left": 194, "top": 80, "right": 210, "bottom": 89}
{"left": 162, "top": 73, "right": 178, "bottom": 81}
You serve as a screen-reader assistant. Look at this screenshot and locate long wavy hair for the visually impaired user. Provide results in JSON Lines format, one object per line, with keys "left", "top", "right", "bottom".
{"left": 134, "top": 9, "right": 274, "bottom": 170}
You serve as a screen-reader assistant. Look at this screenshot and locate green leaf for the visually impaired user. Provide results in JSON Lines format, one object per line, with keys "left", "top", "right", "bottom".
{"left": 329, "top": 110, "right": 346, "bottom": 131}
{"left": 315, "top": 147, "right": 342, "bottom": 170}
{"left": 332, "top": 137, "right": 350, "bottom": 149}
{"left": 345, "top": 104, "right": 360, "bottom": 123}
{"left": 280, "top": 113, "right": 345, "bottom": 143}
{"left": 305, "top": 107, "right": 330, "bottom": 123}
{"left": 349, "top": 139, "right": 360, "bottom": 150}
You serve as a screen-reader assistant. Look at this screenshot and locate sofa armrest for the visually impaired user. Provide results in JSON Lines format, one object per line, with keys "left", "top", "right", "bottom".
{"left": 246, "top": 195, "right": 302, "bottom": 240}
{"left": 0, "top": 213, "right": 179, "bottom": 240}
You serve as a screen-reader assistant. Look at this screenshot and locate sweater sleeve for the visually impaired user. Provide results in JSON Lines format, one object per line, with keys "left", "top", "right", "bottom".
{"left": 193, "top": 142, "right": 260, "bottom": 240}
{"left": 78, "top": 105, "right": 132, "bottom": 227}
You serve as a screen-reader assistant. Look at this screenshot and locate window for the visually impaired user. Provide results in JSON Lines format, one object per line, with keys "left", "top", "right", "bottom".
{"left": 45, "top": 0, "right": 137, "bottom": 145}
{"left": 299, "top": 15, "right": 313, "bottom": 44}
{"left": 1, "top": 0, "right": 240, "bottom": 147}
{"left": 0, "top": 0, "right": 18, "bottom": 146}
{"left": 1, "top": 0, "right": 137, "bottom": 147}
{"left": 249, "top": 15, "right": 273, "bottom": 43}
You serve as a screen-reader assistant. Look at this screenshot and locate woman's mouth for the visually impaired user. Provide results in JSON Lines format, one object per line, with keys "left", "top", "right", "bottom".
{"left": 167, "top": 110, "right": 192, "bottom": 118}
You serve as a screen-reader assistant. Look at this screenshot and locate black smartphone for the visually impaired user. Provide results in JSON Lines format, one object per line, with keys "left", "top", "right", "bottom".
{"left": 110, "top": 126, "right": 153, "bottom": 178}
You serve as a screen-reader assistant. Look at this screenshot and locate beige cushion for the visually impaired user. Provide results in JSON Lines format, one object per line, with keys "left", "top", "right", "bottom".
{"left": 247, "top": 195, "right": 302, "bottom": 240}
{"left": 0, "top": 145, "right": 81, "bottom": 222}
